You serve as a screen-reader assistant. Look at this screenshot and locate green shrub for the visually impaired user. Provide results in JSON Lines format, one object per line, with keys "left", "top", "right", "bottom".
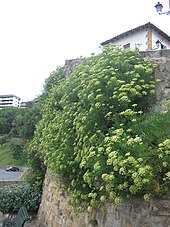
{"left": 0, "top": 183, "right": 41, "bottom": 214}
{"left": 25, "top": 150, "right": 46, "bottom": 190}
{"left": 30, "top": 45, "right": 170, "bottom": 211}
{"left": 11, "top": 144, "right": 24, "bottom": 160}
{"left": 131, "top": 108, "right": 170, "bottom": 151}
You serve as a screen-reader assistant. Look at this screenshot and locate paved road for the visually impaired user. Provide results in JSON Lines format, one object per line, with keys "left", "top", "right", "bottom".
{"left": 0, "top": 169, "right": 23, "bottom": 181}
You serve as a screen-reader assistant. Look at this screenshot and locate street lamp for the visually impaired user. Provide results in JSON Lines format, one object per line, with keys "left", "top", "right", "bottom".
{"left": 155, "top": 1, "right": 170, "bottom": 15}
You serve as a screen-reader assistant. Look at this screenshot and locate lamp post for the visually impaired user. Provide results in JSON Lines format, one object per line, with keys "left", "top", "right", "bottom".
{"left": 155, "top": 1, "right": 170, "bottom": 14}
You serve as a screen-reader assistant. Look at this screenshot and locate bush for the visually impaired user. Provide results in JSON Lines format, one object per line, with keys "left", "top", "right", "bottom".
{"left": 31, "top": 45, "right": 169, "bottom": 210}
{"left": 131, "top": 108, "right": 170, "bottom": 151}
{"left": 0, "top": 183, "right": 41, "bottom": 214}
{"left": 25, "top": 150, "right": 46, "bottom": 190}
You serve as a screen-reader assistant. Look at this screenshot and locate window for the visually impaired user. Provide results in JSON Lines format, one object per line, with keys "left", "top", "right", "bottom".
{"left": 123, "top": 43, "right": 130, "bottom": 50}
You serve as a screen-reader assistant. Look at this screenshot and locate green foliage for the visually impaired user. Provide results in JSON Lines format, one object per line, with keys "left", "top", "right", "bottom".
{"left": 30, "top": 45, "right": 170, "bottom": 211}
{"left": 18, "top": 104, "right": 42, "bottom": 140}
{"left": 43, "top": 66, "right": 64, "bottom": 92}
{"left": 40, "top": 66, "right": 65, "bottom": 104}
{"left": 10, "top": 103, "right": 41, "bottom": 140}
{"left": 0, "top": 145, "right": 15, "bottom": 165}
{"left": 11, "top": 144, "right": 23, "bottom": 160}
{"left": 0, "top": 103, "right": 41, "bottom": 168}
{"left": 25, "top": 149, "right": 46, "bottom": 190}
{"left": 0, "top": 144, "right": 27, "bottom": 166}
{"left": 8, "top": 138, "right": 24, "bottom": 160}
{"left": 25, "top": 66, "right": 65, "bottom": 190}
{"left": 89, "top": 219, "right": 98, "bottom": 227}
{"left": 0, "top": 103, "right": 41, "bottom": 141}
{"left": 0, "top": 183, "right": 41, "bottom": 214}
{"left": 131, "top": 108, "right": 170, "bottom": 150}
{"left": 0, "top": 135, "right": 8, "bottom": 145}
{"left": 0, "top": 107, "right": 20, "bottom": 135}
{"left": 0, "top": 143, "right": 28, "bottom": 166}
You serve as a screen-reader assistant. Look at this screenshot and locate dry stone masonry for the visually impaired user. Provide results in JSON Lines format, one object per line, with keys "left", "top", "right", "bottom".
{"left": 37, "top": 171, "right": 170, "bottom": 227}
{"left": 141, "top": 49, "right": 170, "bottom": 102}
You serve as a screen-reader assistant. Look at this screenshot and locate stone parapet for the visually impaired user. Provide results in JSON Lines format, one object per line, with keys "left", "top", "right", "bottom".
{"left": 64, "top": 58, "right": 84, "bottom": 78}
{"left": 140, "top": 49, "right": 170, "bottom": 59}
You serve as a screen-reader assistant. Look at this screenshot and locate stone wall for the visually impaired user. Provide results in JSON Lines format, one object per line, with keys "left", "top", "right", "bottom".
{"left": 140, "top": 49, "right": 170, "bottom": 102}
{"left": 64, "top": 58, "right": 84, "bottom": 78}
{"left": 37, "top": 171, "right": 170, "bottom": 227}
{"left": 37, "top": 50, "right": 170, "bottom": 227}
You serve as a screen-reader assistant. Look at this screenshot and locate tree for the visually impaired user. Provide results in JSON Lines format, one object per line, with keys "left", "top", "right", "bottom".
{"left": 19, "top": 104, "right": 41, "bottom": 140}
{"left": 3, "top": 102, "right": 41, "bottom": 141}
{"left": 23, "top": 68, "right": 65, "bottom": 190}
{"left": 0, "top": 107, "right": 20, "bottom": 135}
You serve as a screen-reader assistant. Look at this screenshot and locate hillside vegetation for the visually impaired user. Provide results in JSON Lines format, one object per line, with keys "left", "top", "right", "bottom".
{"left": 0, "top": 103, "right": 43, "bottom": 214}
{"left": 0, "top": 143, "right": 27, "bottom": 166}
{"left": 0, "top": 145, "right": 14, "bottom": 166}
{"left": 0, "top": 104, "right": 42, "bottom": 166}
{"left": 0, "top": 146, "right": 15, "bottom": 165}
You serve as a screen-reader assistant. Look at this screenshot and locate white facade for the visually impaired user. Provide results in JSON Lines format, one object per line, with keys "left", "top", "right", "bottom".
{"left": 112, "top": 30, "right": 148, "bottom": 51}
{"left": 0, "top": 94, "right": 21, "bottom": 108}
{"left": 152, "top": 30, "right": 170, "bottom": 50}
{"left": 101, "top": 22, "right": 170, "bottom": 51}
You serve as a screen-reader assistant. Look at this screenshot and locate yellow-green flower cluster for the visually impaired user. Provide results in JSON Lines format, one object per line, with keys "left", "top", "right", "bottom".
{"left": 30, "top": 44, "right": 170, "bottom": 212}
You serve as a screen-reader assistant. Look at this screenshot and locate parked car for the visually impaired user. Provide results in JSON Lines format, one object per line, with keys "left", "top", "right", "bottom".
{"left": 6, "top": 166, "right": 19, "bottom": 172}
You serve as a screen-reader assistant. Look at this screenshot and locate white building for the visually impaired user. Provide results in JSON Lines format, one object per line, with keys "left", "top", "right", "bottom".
{"left": 0, "top": 94, "right": 21, "bottom": 108}
{"left": 101, "top": 22, "right": 170, "bottom": 51}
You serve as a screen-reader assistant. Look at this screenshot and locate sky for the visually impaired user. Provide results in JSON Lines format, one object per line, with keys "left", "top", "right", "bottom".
{"left": 0, "top": 0, "right": 170, "bottom": 102}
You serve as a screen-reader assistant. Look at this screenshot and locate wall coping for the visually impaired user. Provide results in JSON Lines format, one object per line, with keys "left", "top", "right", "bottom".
{"left": 140, "top": 49, "right": 170, "bottom": 58}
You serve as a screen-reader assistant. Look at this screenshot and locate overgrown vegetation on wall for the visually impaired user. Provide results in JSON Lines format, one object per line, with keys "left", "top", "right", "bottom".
{"left": 25, "top": 66, "right": 65, "bottom": 190}
{"left": 30, "top": 45, "right": 170, "bottom": 211}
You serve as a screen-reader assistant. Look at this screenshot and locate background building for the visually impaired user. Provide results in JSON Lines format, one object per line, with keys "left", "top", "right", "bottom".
{"left": 101, "top": 22, "right": 170, "bottom": 51}
{"left": 0, "top": 94, "right": 21, "bottom": 108}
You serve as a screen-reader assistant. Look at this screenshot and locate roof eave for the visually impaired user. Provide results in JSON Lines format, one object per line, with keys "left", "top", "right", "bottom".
{"left": 101, "top": 22, "right": 170, "bottom": 46}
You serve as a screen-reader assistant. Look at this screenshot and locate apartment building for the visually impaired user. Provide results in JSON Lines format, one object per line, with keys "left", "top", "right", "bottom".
{"left": 0, "top": 94, "right": 21, "bottom": 108}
